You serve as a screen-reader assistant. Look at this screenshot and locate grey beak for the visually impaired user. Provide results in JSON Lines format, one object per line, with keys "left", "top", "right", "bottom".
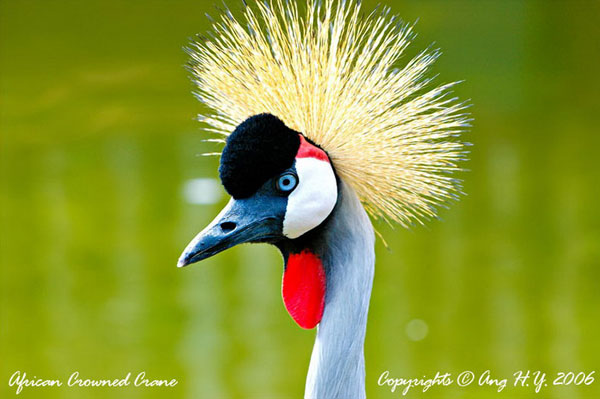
{"left": 177, "top": 197, "right": 283, "bottom": 267}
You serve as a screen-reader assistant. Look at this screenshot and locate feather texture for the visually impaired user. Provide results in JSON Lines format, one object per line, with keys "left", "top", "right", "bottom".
{"left": 188, "top": 0, "right": 469, "bottom": 226}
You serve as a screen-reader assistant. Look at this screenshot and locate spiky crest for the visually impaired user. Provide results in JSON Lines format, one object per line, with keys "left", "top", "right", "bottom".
{"left": 188, "top": 0, "right": 469, "bottom": 227}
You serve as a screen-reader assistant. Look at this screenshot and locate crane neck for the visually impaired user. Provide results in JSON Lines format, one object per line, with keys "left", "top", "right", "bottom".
{"left": 280, "top": 180, "right": 375, "bottom": 399}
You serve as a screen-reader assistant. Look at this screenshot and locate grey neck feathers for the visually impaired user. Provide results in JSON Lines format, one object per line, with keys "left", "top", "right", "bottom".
{"left": 303, "top": 181, "right": 375, "bottom": 399}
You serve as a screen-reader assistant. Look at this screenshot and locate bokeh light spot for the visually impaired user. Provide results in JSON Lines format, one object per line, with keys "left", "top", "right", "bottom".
{"left": 183, "top": 178, "right": 222, "bottom": 205}
{"left": 406, "top": 319, "right": 429, "bottom": 341}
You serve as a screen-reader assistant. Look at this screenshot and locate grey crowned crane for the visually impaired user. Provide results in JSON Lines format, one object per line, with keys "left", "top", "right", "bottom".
{"left": 178, "top": 0, "right": 469, "bottom": 398}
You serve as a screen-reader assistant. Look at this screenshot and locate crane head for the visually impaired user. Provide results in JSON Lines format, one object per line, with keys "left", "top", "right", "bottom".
{"left": 177, "top": 113, "right": 337, "bottom": 268}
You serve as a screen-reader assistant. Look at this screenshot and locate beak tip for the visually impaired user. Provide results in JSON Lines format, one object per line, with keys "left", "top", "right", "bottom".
{"left": 177, "top": 255, "right": 190, "bottom": 268}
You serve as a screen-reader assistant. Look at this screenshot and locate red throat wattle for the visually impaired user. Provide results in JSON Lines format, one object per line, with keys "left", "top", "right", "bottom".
{"left": 282, "top": 250, "right": 326, "bottom": 329}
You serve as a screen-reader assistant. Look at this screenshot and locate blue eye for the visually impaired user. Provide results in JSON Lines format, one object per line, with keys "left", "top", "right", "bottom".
{"left": 277, "top": 172, "right": 298, "bottom": 193}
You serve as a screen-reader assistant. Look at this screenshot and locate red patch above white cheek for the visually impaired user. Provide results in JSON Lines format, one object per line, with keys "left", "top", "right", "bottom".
{"left": 282, "top": 250, "right": 326, "bottom": 329}
{"left": 282, "top": 136, "right": 337, "bottom": 239}
{"left": 296, "top": 135, "right": 329, "bottom": 162}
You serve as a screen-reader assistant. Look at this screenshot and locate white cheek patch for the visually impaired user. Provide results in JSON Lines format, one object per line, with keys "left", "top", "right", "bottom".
{"left": 282, "top": 157, "right": 337, "bottom": 239}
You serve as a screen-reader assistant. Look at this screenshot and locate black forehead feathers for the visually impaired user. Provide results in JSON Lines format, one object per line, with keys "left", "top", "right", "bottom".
{"left": 219, "top": 113, "right": 301, "bottom": 198}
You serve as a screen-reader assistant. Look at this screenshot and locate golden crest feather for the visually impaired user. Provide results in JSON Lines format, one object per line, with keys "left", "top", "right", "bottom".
{"left": 188, "top": 0, "right": 470, "bottom": 227}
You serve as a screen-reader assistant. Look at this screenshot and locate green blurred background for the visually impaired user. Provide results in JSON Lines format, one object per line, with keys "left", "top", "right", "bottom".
{"left": 1, "top": 0, "right": 599, "bottom": 398}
